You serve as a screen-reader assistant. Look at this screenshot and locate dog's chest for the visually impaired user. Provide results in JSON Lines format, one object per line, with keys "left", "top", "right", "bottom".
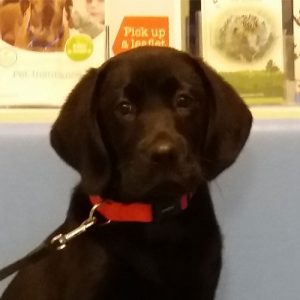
{"left": 92, "top": 249, "right": 204, "bottom": 300}
{"left": 88, "top": 221, "right": 215, "bottom": 299}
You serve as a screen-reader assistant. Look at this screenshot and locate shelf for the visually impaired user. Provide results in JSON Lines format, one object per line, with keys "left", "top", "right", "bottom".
{"left": 1, "top": 106, "right": 300, "bottom": 123}
{"left": 0, "top": 108, "right": 59, "bottom": 123}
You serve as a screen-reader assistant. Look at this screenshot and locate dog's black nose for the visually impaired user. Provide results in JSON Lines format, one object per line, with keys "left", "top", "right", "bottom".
{"left": 150, "top": 142, "right": 178, "bottom": 164}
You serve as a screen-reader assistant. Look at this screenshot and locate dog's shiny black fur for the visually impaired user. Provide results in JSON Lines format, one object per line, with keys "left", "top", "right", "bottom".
{"left": 2, "top": 47, "right": 252, "bottom": 300}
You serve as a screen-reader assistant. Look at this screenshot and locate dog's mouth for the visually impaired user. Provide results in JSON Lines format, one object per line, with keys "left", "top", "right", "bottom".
{"left": 140, "top": 180, "right": 187, "bottom": 203}
{"left": 113, "top": 163, "right": 202, "bottom": 204}
{"left": 114, "top": 179, "right": 187, "bottom": 205}
{"left": 28, "top": 26, "right": 61, "bottom": 45}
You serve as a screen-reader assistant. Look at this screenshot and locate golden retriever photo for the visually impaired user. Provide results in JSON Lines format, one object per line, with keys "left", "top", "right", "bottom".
{"left": 0, "top": 0, "right": 73, "bottom": 51}
{"left": 0, "top": 0, "right": 105, "bottom": 51}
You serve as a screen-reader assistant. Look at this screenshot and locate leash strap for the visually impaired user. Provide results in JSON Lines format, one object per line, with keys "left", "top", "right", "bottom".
{"left": 0, "top": 241, "right": 55, "bottom": 281}
{"left": 0, "top": 203, "right": 104, "bottom": 281}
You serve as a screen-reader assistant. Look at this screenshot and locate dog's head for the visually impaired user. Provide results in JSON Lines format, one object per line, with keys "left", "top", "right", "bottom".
{"left": 21, "top": 0, "right": 72, "bottom": 44}
{"left": 51, "top": 47, "right": 252, "bottom": 203}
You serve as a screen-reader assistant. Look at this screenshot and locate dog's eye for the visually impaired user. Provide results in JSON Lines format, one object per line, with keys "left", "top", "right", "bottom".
{"left": 115, "top": 101, "right": 135, "bottom": 116}
{"left": 175, "top": 95, "right": 193, "bottom": 109}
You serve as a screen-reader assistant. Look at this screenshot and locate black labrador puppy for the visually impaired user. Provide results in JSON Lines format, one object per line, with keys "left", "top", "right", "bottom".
{"left": 2, "top": 46, "right": 252, "bottom": 300}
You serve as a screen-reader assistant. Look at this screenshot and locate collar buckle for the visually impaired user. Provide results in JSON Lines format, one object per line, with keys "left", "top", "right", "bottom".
{"left": 153, "top": 194, "right": 190, "bottom": 221}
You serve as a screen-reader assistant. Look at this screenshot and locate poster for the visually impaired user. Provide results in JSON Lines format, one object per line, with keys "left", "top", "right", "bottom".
{"left": 201, "top": 0, "right": 285, "bottom": 105}
{"left": 106, "top": 0, "right": 188, "bottom": 57}
{"left": 0, "top": 0, "right": 106, "bottom": 107}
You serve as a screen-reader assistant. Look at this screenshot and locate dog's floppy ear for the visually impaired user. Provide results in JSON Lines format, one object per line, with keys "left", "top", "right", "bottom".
{"left": 193, "top": 58, "right": 253, "bottom": 180}
{"left": 20, "top": 0, "right": 29, "bottom": 15}
{"left": 65, "top": 0, "right": 73, "bottom": 25}
{"left": 50, "top": 68, "right": 110, "bottom": 194}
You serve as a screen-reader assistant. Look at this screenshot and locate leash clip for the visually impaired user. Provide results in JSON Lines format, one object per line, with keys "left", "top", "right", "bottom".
{"left": 51, "top": 203, "right": 110, "bottom": 251}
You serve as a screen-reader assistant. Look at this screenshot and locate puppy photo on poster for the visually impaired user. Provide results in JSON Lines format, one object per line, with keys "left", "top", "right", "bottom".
{"left": 0, "top": 0, "right": 106, "bottom": 107}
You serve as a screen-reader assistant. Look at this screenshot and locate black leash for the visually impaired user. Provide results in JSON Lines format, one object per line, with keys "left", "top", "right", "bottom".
{"left": 0, "top": 203, "right": 108, "bottom": 281}
{"left": 0, "top": 241, "right": 55, "bottom": 281}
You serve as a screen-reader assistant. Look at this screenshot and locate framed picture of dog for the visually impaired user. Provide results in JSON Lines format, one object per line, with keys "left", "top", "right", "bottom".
{"left": 0, "top": 0, "right": 106, "bottom": 107}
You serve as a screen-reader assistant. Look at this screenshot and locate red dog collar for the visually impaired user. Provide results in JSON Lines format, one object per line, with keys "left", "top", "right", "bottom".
{"left": 89, "top": 194, "right": 190, "bottom": 223}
